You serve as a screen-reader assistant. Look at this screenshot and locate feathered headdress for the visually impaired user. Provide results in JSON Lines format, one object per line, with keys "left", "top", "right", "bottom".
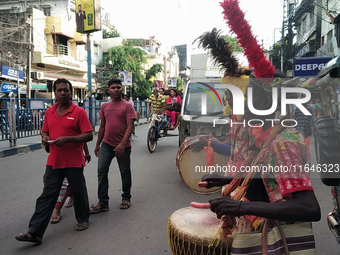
{"left": 220, "top": 0, "right": 275, "bottom": 79}
{"left": 193, "top": 28, "right": 250, "bottom": 77}
{"left": 194, "top": 28, "right": 250, "bottom": 118}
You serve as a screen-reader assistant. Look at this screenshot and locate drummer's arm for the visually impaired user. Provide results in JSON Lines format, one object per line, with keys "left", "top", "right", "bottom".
{"left": 201, "top": 173, "right": 233, "bottom": 188}
{"left": 210, "top": 142, "right": 231, "bottom": 156}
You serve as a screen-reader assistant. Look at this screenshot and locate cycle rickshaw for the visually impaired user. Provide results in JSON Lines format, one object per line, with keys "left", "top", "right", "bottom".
{"left": 147, "top": 106, "right": 180, "bottom": 153}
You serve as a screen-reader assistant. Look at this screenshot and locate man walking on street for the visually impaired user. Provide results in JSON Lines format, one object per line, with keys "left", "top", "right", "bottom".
{"left": 15, "top": 78, "right": 93, "bottom": 244}
{"left": 90, "top": 78, "right": 136, "bottom": 213}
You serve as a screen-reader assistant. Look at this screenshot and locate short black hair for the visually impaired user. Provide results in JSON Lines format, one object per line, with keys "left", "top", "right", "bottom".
{"left": 170, "top": 89, "right": 177, "bottom": 96}
{"left": 53, "top": 78, "right": 73, "bottom": 92}
{"left": 159, "top": 88, "right": 165, "bottom": 92}
{"left": 108, "top": 78, "right": 122, "bottom": 87}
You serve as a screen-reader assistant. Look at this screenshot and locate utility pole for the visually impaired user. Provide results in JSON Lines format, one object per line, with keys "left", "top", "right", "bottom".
{"left": 87, "top": 33, "right": 93, "bottom": 128}
{"left": 287, "top": 0, "right": 295, "bottom": 75}
{"left": 281, "top": 0, "right": 286, "bottom": 73}
{"left": 164, "top": 55, "right": 167, "bottom": 89}
{"left": 27, "top": 10, "right": 32, "bottom": 98}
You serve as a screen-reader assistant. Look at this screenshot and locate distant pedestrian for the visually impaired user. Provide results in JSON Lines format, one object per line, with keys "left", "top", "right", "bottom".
{"left": 15, "top": 78, "right": 93, "bottom": 244}
{"left": 90, "top": 78, "right": 136, "bottom": 213}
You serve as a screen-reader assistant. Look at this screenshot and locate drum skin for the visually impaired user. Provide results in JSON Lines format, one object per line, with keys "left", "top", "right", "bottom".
{"left": 168, "top": 207, "right": 231, "bottom": 255}
{"left": 176, "top": 136, "right": 229, "bottom": 194}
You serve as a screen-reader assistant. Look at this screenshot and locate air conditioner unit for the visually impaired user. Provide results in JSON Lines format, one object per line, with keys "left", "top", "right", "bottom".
{"left": 32, "top": 71, "right": 44, "bottom": 80}
{"left": 36, "top": 72, "right": 44, "bottom": 80}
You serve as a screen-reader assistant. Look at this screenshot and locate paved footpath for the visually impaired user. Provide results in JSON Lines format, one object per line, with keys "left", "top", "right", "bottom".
{"left": 0, "top": 118, "right": 149, "bottom": 158}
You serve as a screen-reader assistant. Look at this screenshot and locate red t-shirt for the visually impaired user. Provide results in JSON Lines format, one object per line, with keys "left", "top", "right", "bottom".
{"left": 100, "top": 100, "right": 136, "bottom": 147}
{"left": 42, "top": 102, "right": 93, "bottom": 169}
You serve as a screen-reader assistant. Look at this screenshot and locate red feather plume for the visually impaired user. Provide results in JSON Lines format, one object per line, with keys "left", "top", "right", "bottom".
{"left": 220, "top": 0, "right": 275, "bottom": 78}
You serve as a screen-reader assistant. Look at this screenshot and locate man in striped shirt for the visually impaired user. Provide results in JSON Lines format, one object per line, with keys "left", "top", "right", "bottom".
{"left": 148, "top": 88, "right": 166, "bottom": 115}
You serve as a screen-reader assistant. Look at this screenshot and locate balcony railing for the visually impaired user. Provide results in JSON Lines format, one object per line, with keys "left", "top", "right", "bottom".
{"left": 53, "top": 44, "right": 72, "bottom": 56}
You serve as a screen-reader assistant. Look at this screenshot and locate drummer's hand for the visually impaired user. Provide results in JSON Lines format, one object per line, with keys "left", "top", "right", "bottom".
{"left": 201, "top": 173, "right": 229, "bottom": 188}
{"left": 209, "top": 197, "right": 241, "bottom": 219}
{"left": 190, "top": 137, "right": 209, "bottom": 152}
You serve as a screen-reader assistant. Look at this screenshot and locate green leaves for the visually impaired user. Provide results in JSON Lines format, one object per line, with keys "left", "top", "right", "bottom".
{"left": 222, "top": 35, "right": 243, "bottom": 51}
{"left": 99, "top": 46, "right": 163, "bottom": 100}
{"left": 103, "top": 28, "right": 121, "bottom": 38}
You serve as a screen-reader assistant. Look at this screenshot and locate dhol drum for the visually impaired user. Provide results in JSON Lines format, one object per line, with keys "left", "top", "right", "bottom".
{"left": 168, "top": 207, "right": 252, "bottom": 255}
{"left": 176, "top": 136, "right": 229, "bottom": 194}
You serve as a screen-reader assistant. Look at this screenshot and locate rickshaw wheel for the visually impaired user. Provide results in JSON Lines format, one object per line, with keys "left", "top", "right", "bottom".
{"left": 147, "top": 126, "right": 157, "bottom": 153}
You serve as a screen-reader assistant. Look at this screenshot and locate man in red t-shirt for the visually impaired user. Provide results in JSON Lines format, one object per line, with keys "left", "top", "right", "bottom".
{"left": 90, "top": 78, "right": 136, "bottom": 213}
{"left": 15, "top": 78, "right": 93, "bottom": 244}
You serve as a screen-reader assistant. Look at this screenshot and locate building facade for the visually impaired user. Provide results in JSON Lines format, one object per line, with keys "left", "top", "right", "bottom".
{"left": 0, "top": 0, "right": 101, "bottom": 100}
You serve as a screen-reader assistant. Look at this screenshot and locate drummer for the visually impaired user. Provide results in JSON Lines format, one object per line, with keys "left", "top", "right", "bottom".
{"left": 191, "top": 2, "right": 320, "bottom": 233}
{"left": 202, "top": 73, "right": 321, "bottom": 230}
{"left": 196, "top": 0, "right": 320, "bottom": 234}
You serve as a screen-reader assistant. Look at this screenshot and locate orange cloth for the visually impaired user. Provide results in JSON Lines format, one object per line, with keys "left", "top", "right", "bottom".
{"left": 204, "top": 141, "right": 215, "bottom": 167}
{"left": 304, "top": 138, "right": 310, "bottom": 147}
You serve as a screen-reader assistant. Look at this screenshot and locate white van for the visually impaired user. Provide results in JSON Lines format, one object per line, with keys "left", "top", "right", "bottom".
{"left": 178, "top": 78, "right": 230, "bottom": 146}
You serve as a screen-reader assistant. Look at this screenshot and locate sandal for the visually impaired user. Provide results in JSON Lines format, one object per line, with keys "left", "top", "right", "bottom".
{"left": 75, "top": 221, "right": 90, "bottom": 231}
{"left": 90, "top": 202, "right": 109, "bottom": 214}
{"left": 119, "top": 200, "right": 131, "bottom": 209}
{"left": 15, "top": 233, "right": 42, "bottom": 244}
{"left": 50, "top": 216, "right": 62, "bottom": 224}
{"left": 65, "top": 199, "right": 73, "bottom": 208}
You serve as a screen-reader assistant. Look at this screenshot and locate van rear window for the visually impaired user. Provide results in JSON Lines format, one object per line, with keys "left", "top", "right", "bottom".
{"left": 183, "top": 82, "right": 226, "bottom": 116}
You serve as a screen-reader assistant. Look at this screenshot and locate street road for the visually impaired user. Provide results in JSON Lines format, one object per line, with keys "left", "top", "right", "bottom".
{"left": 0, "top": 124, "right": 339, "bottom": 254}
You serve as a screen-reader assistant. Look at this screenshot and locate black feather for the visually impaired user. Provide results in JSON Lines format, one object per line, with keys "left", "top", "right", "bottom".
{"left": 193, "top": 28, "right": 248, "bottom": 76}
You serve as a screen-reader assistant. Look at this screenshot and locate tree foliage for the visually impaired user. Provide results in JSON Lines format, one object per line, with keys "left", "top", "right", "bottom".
{"left": 98, "top": 45, "right": 163, "bottom": 100}
{"left": 123, "top": 39, "right": 143, "bottom": 47}
{"left": 222, "top": 35, "right": 243, "bottom": 51}
{"left": 175, "top": 77, "right": 184, "bottom": 92}
{"left": 268, "top": 43, "right": 281, "bottom": 70}
{"left": 145, "top": 63, "right": 163, "bottom": 80}
{"left": 103, "top": 28, "right": 120, "bottom": 38}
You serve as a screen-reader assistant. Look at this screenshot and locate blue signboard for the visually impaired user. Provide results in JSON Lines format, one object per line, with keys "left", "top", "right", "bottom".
{"left": 0, "top": 82, "right": 18, "bottom": 93}
{"left": 1, "top": 65, "right": 25, "bottom": 82}
{"left": 294, "top": 57, "right": 332, "bottom": 77}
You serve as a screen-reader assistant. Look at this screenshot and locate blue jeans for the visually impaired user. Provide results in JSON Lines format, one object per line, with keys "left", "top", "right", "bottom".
{"left": 97, "top": 142, "right": 132, "bottom": 204}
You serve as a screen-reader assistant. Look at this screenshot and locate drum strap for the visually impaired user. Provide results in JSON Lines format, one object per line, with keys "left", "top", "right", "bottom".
{"left": 222, "top": 124, "right": 285, "bottom": 199}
